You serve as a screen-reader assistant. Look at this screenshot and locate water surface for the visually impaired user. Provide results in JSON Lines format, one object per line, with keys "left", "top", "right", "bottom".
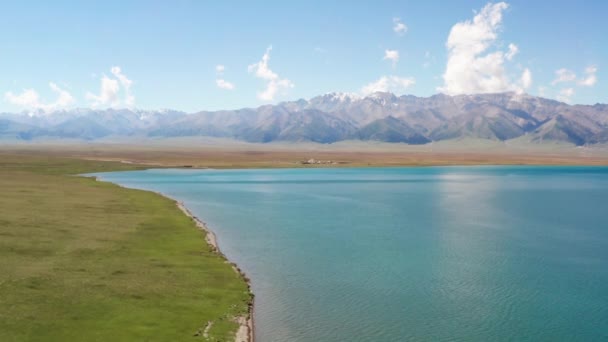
{"left": 96, "top": 166, "right": 608, "bottom": 341}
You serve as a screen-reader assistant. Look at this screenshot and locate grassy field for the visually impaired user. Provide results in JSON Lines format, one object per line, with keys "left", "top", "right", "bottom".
{"left": 1, "top": 143, "right": 607, "bottom": 341}
{"left": 0, "top": 153, "right": 251, "bottom": 341}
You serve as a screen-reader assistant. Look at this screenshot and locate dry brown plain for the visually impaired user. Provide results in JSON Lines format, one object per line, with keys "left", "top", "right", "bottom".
{"left": 2, "top": 139, "right": 608, "bottom": 168}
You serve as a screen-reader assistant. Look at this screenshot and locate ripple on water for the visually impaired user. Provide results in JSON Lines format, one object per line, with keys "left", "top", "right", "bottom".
{"left": 96, "top": 166, "right": 608, "bottom": 342}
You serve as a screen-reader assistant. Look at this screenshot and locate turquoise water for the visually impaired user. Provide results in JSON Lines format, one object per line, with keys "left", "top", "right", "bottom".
{"left": 95, "top": 166, "right": 608, "bottom": 341}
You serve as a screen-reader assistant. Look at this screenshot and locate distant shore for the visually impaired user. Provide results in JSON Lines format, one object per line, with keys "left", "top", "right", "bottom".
{"left": 4, "top": 141, "right": 608, "bottom": 169}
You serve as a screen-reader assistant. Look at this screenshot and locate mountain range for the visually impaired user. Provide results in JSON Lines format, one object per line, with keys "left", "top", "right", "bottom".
{"left": 2, "top": 92, "right": 608, "bottom": 146}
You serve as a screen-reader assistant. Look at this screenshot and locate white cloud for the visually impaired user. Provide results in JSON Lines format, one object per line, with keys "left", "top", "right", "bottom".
{"left": 393, "top": 18, "right": 408, "bottom": 35}
{"left": 578, "top": 65, "right": 597, "bottom": 87}
{"left": 557, "top": 87, "right": 575, "bottom": 103}
{"left": 216, "top": 79, "right": 235, "bottom": 90}
{"left": 520, "top": 68, "right": 532, "bottom": 90}
{"left": 5, "top": 82, "right": 74, "bottom": 112}
{"left": 111, "top": 66, "right": 134, "bottom": 106}
{"left": 86, "top": 75, "right": 120, "bottom": 107}
{"left": 49, "top": 83, "right": 75, "bottom": 108}
{"left": 439, "top": 2, "right": 528, "bottom": 95}
{"left": 552, "top": 68, "right": 576, "bottom": 85}
{"left": 215, "top": 65, "right": 235, "bottom": 90}
{"left": 5, "top": 89, "right": 40, "bottom": 109}
{"left": 383, "top": 49, "right": 400, "bottom": 67}
{"left": 248, "top": 46, "right": 294, "bottom": 101}
{"left": 361, "top": 76, "right": 415, "bottom": 95}
{"left": 86, "top": 66, "right": 134, "bottom": 108}
{"left": 505, "top": 43, "right": 519, "bottom": 61}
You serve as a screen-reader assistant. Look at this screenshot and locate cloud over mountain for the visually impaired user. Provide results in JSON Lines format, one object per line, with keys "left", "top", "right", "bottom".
{"left": 5, "top": 82, "right": 74, "bottom": 112}
{"left": 86, "top": 66, "right": 134, "bottom": 108}
{"left": 3, "top": 91, "right": 607, "bottom": 146}
{"left": 361, "top": 76, "right": 415, "bottom": 95}
{"left": 439, "top": 2, "right": 528, "bottom": 95}
{"left": 248, "top": 46, "right": 294, "bottom": 101}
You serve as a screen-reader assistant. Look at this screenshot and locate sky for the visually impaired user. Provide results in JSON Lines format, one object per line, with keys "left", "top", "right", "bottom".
{"left": 0, "top": 0, "right": 606, "bottom": 112}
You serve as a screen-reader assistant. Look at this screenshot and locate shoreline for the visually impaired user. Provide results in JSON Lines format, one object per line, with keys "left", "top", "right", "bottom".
{"left": 90, "top": 176, "right": 254, "bottom": 342}
{"left": 175, "top": 201, "right": 254, "bottom": 342}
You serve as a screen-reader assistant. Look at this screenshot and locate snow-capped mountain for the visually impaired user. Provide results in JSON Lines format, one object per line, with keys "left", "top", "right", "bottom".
{"left": 2, "top": 92, "right": 608, "bottom": 145}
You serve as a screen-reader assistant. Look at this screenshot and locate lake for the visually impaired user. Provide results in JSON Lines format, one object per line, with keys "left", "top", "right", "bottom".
{"left": 95, "top": 166, "right": 608, "bottom": 341}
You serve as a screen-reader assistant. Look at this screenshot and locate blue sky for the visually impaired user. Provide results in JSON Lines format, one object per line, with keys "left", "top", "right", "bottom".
{"left": 1, "top": 0, "right": 606, "bottom": 112}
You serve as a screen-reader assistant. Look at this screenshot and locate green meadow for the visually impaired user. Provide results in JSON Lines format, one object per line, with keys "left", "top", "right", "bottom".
{"left": 0, "top": 153, "right": 251, "bottom": 341}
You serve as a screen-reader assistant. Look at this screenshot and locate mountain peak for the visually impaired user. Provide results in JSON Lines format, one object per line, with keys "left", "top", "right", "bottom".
{"left": 1, "top": 93, "right": 607, "bottom": 146}
{"left": 321, "top": 92, "right": 361, "bottom": 102}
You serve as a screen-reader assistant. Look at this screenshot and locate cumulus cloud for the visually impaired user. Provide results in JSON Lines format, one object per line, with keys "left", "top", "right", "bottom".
{"left": 216, "top": 64, "right": 225, "bottom": 74}
{"left": 557, "top": 87, "right": 574, "bottom": 103}
{"left": 552, "top": 68, "right": 576, "bottom": 85}
{"left": 86, "top": 66, "right": 134, "bottom": 108}
{"left": 248, "top": 46, "right": 294, "bottom": 101}
{"left": 439, "top": 2, "right": 528, "bottom": 95}
{"left": 383, "top": 49, "right": 400, "bottom": 67}
{"left": 578, "top": 65, "right": 597, "bottom": 87}
{"left": 216, "top": 79, "right": 235, "bottom": 90}
{"left": 393, "top": 18, "right": 408, "bottom": 35}
{"left": 361, "top": 76, "right": 415, "bottom": 95}
{"left": 5, "top": 82, "right": 74, "bottom": 112}
{"left": 86, "top": 75, "right": 120, "bottom": 107}
{"left": 5, "top": 89, "right": 39, "bottom": 109}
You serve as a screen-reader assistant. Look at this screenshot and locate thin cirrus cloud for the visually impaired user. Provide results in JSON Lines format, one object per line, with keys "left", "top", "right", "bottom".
{"left": 4, "top": 82, "right": 74, "bottom": 112}
{"left": 248, "top": 46, "right": 294, "bottom": 101}
{"left": 86, "top": 66, "right": 134, "bottom": 108}
{"left": 439, "top": 2, "right": 532, "bottom": 95}
{"left": 422, "top": 51, "right": 436, "bottom": 68}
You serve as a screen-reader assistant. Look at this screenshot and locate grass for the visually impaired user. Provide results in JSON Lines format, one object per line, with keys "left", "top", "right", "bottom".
{"left": 1, "top": 143, "right": 607, "bottom": 340}
{"left": 0, "top": 153, "right": 251, "bottom": 341}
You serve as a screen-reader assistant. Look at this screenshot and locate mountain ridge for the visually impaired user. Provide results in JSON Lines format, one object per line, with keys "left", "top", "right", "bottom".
{"left": 2, "top": 92, "right": 608, "bottom": 146}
